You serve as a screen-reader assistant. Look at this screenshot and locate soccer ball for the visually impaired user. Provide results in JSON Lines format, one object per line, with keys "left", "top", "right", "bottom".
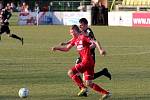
{"left": 18, "top": 88, "right": 29, "bottom": 98}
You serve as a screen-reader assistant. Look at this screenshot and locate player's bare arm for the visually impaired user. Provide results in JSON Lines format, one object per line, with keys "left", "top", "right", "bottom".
{"left": 60, "top": 41, "right": 70, "bottom": 46}
{"left": 60, "top": 38, "right": 74, "bottom": 46}
{"left": 94, "top": 40, "right": 106, "bottom": 56}
{"left": 52, "top": 44, "right": 73, "bottom": 52}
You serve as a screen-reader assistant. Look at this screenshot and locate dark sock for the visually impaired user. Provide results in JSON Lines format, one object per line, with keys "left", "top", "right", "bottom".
{"left": 94, "top": 71, "right": 103, "bottom": 79}
{"left": 94, "top": 68, "right": 111, "bottom": 80}
{"left": 10, "top": 34, "right": 22, "bottom": 41}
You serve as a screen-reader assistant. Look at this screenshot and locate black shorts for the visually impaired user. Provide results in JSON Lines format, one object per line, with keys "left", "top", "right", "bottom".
{"left": 75, "top": 57, "right": 82, "bottom": 64}
{"left": 0, "top": 25, "right": 10, "bottom": 34}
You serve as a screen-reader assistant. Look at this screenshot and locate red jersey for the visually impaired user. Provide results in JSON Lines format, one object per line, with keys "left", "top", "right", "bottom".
{"left": 70, "top": 34, "right": 93, "bottom": 63}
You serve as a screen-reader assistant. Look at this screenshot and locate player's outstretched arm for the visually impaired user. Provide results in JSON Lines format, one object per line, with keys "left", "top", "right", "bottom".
{"left": 51, "top": 44, "right": 73, "bottom": 52}
{"left": 60, "top": 41, "right": 70, "bottom": 46}
{"left": 95, "top": 40, "right": 106, "bottom": 56}
{"left": 59, "top": 38, "right": 73, "bottom": 46}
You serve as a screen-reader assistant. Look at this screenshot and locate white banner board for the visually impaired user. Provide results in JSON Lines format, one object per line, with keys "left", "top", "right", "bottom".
{"left": 19, "top": 12, "right": 53, "bottom": 25}
{"left": 63, "top": 12, "right": 91, "bottom": 25}
{"left": 108, "top": 12, "right": 132, "bottom": 26}
{"left": 18, "top": 12, "right": 91, "bottom": 25}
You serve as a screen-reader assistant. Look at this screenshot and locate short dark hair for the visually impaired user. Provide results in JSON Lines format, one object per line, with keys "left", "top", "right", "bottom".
{"left": 79, "top": 18, "right": 88, "bottom": 25}
{"left": 72, "top": 25, "right": 81, "bottom": 33}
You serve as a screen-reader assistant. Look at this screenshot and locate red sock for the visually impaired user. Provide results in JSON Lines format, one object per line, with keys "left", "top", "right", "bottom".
{"left": 90, "top": 83, "right": 108, "bottom": 94}
{"left": 70, "top": 74, "right": 85, "bottom": 89}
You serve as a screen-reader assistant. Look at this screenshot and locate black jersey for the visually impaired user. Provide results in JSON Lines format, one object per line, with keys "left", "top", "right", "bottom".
{"left": 0, "top": 9, "right": 11, "bottom": 34}
{"left": 84, "top": 28, "right": 96, "bottom": 62}
{"left": 0, "top": 9, "right": 12, "bottom": 26}
{"left": 84, "top": 28, "right": 96, "bottom": 40}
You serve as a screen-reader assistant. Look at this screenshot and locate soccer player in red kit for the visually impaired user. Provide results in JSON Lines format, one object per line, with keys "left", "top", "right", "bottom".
{"left": 52, "top": 25, "right": 111, "bottom": 100}
{"left": 60, "top": 18, "right": 111, "bottom": 97}
{"left": 61, "top": 18, "right": 111, "bottom": 81}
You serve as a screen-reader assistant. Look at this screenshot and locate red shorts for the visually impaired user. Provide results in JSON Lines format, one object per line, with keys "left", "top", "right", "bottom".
{"left": 71, "top": 60, "right": 94, "bottom": 80}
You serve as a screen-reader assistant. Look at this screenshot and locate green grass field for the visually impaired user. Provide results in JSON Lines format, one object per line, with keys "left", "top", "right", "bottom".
{"left": 0, "top": 25, "right": 150, "bottom": 100}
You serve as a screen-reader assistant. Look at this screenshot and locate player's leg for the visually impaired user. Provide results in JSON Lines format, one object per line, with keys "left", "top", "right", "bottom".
{"left": 68, "top": 64, "right": 88, "bottom": 96}
{"left": 88, "top": 81, "right": 111, "bottom": 100}
{"left": 91, "top": 49, "right": 112, "bottom": 80}
{"left": 75, "top": 57, "right": 83, "bottom": 84}
{"left": 0, "top": 25, "right": 5, "bottom": 41}
{"left": 77, "top": 62, "right": 95, "bottom": 97}
{"left": 91, "top": 50, "right": 111, "bottom": 80}
{"left": 94, "top": 68, "right": 112, "bottom": 80}
{"left": 78, "top": 68, "right": 112, "bottom": 97}
{"left": 75, "top": 57, "right": 88, "bottom": 97}
{"left": 68, "top": 67, "right": 86, "bottom": 90}
{"left": 92, "top": 51, "right": 111, "bottom": 80}
{"left": 75, "top": 57, "right": 84, "bottom": 85}
{"left": 86, "top": 80, "right": 109, "bottom": 94}
{"left": 84, "top": 68, "right": 111, "bottom": 100}
{"left": 6, "top": 26, "right": 24, "bottom": 45}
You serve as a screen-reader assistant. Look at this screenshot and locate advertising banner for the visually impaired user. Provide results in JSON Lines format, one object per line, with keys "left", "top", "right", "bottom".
{"left": 109, "top": 11, "right": 150, "bottom": 27}
{"left": 18, "top": 12, "right": 91, "bottom": 25}
{"left": 133, "top": 12, "right": 150, "bottom": 27}
{"left": 18, "top": 12, "right": 53, "bottom": 25}
{"left": 63, "top": 12, "right": 91, "bottom": 25}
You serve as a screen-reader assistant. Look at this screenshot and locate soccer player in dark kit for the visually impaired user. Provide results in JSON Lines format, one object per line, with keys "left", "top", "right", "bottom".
{"left": 0, "top": 6, "right": 23, "bottom": 45}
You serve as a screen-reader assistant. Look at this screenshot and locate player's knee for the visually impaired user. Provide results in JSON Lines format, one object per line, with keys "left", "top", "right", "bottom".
{"left": 68, "top": 70, "right": 73, "bottom": 77}
{"left": 85, "top": 80, "right": 93, "bottom": 87}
